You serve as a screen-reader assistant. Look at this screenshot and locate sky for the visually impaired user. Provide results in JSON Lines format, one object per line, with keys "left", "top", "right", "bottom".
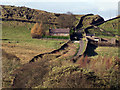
{"left": 0, "top": 0, "right": 119, "bottom": 20}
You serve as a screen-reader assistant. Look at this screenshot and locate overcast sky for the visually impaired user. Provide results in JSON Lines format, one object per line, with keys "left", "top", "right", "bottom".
{"left": 0, "top": 0, "right": 119, "bottom": 20}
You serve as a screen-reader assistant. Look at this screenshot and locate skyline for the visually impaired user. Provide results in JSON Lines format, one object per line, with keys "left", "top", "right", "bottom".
{"left": 0, "top": 0, "right": 119, "bottom": 20}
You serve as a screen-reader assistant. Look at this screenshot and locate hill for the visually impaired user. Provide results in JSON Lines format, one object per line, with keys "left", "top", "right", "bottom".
{"left": 86, "top": 16, "right": 120, "bottom": 39}
{"left": 1, "top": 5, "right": 105, "bottom": 36}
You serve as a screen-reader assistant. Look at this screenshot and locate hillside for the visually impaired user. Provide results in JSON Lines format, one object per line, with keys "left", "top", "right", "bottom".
{"left": 1, "top": 5, "right": 105, "bottom": 36}
{"left": 85, "top": 16, "right": 120, "bottom": 39}
{"left": 1, "top": 5, "right": 78, "bottom": 27}
{"left": 1, "top": 5, "right": 119, "bottom": 40}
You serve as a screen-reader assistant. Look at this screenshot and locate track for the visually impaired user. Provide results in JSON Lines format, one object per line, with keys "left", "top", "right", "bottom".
{"left": 77, "top": 39, "right": 88, "bottom": 56}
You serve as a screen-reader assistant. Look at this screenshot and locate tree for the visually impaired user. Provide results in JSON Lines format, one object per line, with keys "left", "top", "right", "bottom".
{"left": 31, "top": 22, "right": 44, "bottom": 38}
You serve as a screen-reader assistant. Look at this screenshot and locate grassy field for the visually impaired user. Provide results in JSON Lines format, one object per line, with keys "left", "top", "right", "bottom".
{"left": 2, "top": 21, "right": 67, "bottom": 64}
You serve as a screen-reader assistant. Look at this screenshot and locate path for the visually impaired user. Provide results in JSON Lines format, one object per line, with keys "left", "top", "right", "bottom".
{"left": 77, "top": 39, "right": 85, "bottom": 56}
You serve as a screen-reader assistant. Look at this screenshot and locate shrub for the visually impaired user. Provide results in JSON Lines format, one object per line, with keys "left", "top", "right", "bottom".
{"left": 43, "top": 64, "right": 106, "bottom": 88}
{"left": 76, "top": 55, "right": 120, "bottom": 89}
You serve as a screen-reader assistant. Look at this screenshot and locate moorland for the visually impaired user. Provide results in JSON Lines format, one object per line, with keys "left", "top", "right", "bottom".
{"left": 1, "top": 5, "right": 120, "bottom": 88}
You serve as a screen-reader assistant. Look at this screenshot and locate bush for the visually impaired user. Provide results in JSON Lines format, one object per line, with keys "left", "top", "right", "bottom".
{"left": 43, "top": 65, "right": 105, "bottom": 88}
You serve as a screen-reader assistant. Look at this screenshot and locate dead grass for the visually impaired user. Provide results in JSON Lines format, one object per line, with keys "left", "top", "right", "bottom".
{"left": 2, "top": 40, "right": 65, "bottom": 64}
{"left": 2, "top": 49, "right": 21, "bottom": 88}
{"left": 2, "top": 43, "right": 50, "bottom": 64}
{"left": 77, "top": 55, "right": 119, "bottom": 74}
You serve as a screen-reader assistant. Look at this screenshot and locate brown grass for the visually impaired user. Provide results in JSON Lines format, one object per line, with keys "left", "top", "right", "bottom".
{"left": 2, "top": 49, "right": 21, "bottom": 88}
{"left": 77, "top": 56, "right": 117, "bottom": 73}
{"left": 76, "top": 55, "right": 90, "bottom": 68}
{"left": 76, "top": 55, "right": 120, "bottom": 88}
{"left": 2, "top": 43, "right": 55, "bottom": 64}
{"left": 76, "top": 55, "right": 120, "bottom": 79}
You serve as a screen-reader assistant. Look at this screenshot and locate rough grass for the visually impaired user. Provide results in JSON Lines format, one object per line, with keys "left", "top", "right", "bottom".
{"left": 2, "top": 49, "right": 21, "bottom": 88}
{"left": 76, "top": 55, "right": 120, "bottom": 88}
{"left": 10, "top": 40, "right": 120, "bottom": 88}
{"left": 11, "top": 41, "right": 81, "bottom": 88}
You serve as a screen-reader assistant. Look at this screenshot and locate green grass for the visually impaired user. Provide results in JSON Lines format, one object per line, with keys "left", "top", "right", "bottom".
{"left": 99, "top": 18, "right": 119, "bottom": 32}
{"left": 2, "top": 21, "right": 66, "bottom": 49}
{"left": 2, "top": 21, "right": 34, "bottom": 40}
{"left": 91, "top": 46, "right": 118, "bottom": 58}
{"left": 87, "top": 17, "right": 119, "bottom": 38}
{"left": 98, "top": 18, "right": 119, "bottom": 35}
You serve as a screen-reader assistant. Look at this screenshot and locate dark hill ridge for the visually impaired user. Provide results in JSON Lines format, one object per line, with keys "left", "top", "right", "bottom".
{"left": 1, "top": 5, "right": 104, "bottom": 30}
